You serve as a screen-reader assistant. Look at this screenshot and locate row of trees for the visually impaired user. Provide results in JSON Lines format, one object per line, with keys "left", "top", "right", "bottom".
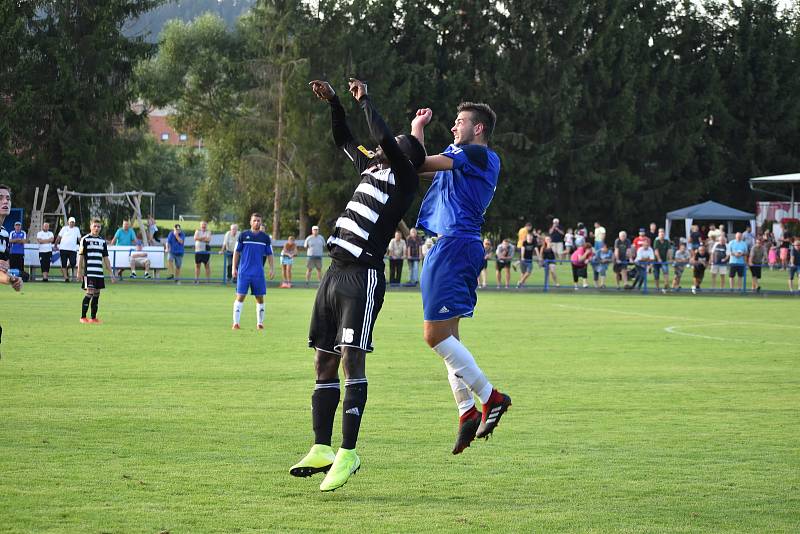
{"left": 3, "top": 1, "right": 800, "bottom": 238}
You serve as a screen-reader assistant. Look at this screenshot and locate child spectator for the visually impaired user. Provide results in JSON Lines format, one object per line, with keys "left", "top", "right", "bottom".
{"left": 692, "top": 244, "right": 710, "bottom": 294}
{"left": 592, "top": 243, "right": 613, "bottom": 288}
{"left": 280, "top": 236, "right": 297, "bottom": 288}
{"left": 495, "top": 238, "right": 514, "bottom": 289}
{"left": 671, "top": 242, "right": 691, "bottom": 291}
{"left": 564, "top": 228, "right": 575, "bottom": 255}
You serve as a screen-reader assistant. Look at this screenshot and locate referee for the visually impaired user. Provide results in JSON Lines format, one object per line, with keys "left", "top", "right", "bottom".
{"left": 289, "top": 79, "right": 429, "bottom": 492}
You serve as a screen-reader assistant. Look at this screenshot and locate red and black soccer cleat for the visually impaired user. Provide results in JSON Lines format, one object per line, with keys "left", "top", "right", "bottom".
{"left": 452, "top": 406, "right": 481, "bottom": 455}
{"left": 475, "top": 389, "right": 512, "bottom": 439}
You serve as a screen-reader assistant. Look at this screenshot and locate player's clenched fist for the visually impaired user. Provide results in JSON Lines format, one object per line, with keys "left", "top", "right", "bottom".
{"left": 412, "top": 108, "right": 433, "bottom": 128}
{"left": 309, "top": 80, "right": 335, "bottom": 101}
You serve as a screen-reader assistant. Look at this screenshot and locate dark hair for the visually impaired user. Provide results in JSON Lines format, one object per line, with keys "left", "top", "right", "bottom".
{"left": 251, "top": 212, "right": 263, "bottom": 220}
{"left": 457, "top": 102, "right": 496, "bottom": 139}
{"left": 396, "top": 134, "right": 427, "bottom": 168}
{"left": 0, "top": 183, "right": 10, "bottom": 194}
{"left": 91, "top": 218, "right": 101, "bottom": 225}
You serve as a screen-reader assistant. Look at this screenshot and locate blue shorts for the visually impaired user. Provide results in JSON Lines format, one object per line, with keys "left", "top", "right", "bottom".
{"left": 236, "top": 274, "right": 266, "bottom": 296}
{"left": 420, "top": 236, "right": 483, "bottom": 321}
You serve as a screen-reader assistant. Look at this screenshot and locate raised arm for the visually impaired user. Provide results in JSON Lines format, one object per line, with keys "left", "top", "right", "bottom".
{"left": 310, "top": 80, "right": 372, "bottom": 174}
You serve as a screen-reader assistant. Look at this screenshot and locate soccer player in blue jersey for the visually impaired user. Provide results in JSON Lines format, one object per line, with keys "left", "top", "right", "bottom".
{"left": 232, "top": 213, "right": 275, "bottom": 330}
{"left": 414, "top": 102, "right": 512, "bottom": 454}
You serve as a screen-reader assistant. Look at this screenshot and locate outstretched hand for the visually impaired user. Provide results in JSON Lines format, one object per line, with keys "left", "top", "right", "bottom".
{"left": 309, "top": 80, "right": 335, "bottom": 101}
{"left": 348, "top": 78, "right": 368, "bottom": 101}
{"left": 412, "top": 108, "right": 433, "bottom": 128}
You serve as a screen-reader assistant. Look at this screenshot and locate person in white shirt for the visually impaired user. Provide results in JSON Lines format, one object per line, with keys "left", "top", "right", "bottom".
{"left": 56, "top": 217, "right": 82, "bottom": 282}
{"left": 193, "top": 220, "right": 212, "bottom": 283}
{"left": 36, "top": 222, "right": 55, "bottom": 282}
{"left": 219, "top": 223, "right": 239, "bottom": 282}
{"left": 627, "top": 239, "right": 655, "bottom": 290}
{"left": 304, "top": 225, "right": 326, "bottom": 286}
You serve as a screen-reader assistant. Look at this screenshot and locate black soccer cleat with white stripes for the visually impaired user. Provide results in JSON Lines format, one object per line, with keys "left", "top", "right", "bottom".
{"left": 475, "top": 390, "right": 512, "bottom": 439}
{"left": 452, "top": 406, "right": 481, "bottom": 455}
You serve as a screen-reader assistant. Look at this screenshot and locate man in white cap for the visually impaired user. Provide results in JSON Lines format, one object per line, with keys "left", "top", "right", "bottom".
{"left": 56, "top": 216, "right": 82, "bottom": 282}
{"left": 304, "top": 225, "right": 326, "bottom": 286}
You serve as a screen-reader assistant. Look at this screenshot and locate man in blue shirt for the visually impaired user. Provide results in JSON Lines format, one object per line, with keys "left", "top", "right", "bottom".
{"left": 414, "top": 102, "right": 511, "bottom": 455}
{"left": 232, "top": 213, "right": 274, "bottom": 330}
{"left": 9, "top": 222, "right": 26, "bottom": 274}
{"left": 165, "top": 224, "right": 185, "bottom": 281}
{"left": 111, "top": 219, "right": 137, "bottom": 247}
{"left": 728, "top": 231, "right": 749, "bottom": 291}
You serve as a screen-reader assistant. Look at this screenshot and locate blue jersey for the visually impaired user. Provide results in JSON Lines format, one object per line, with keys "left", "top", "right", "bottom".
{"left": 236, "top": 230, "right": 272, "bottom": 277}
{"left": 416, "top": 143, "right": 500, "bottom": 238}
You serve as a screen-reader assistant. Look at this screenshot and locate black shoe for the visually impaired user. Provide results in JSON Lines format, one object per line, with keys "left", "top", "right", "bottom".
{"left": 452, "top": 407, "right": 481, "bottom": 455}
{"left": 476, "top": 390, "right": 512, "bottom": 439}
{"left": 166, "top": 274, "right": 174, "bottom": 280}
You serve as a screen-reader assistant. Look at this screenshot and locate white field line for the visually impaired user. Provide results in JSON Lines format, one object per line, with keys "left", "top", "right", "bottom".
{"left": 663, "top": 325, "right": 797, "bottom": 346}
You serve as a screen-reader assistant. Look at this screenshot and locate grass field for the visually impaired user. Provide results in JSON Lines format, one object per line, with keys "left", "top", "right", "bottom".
{"left": 1, "top": 283, "right": 798, "bottom": 532}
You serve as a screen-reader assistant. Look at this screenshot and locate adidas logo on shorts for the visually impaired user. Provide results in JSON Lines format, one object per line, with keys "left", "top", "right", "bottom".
{"left": 438, "top": 306, "right": 450, "bottom": 314}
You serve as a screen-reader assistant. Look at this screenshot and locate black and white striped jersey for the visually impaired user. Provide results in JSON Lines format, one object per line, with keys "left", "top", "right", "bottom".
{"left": 0, "top": 226, "right": 8, "bottom": 261}
{"left": 326, "top": 95, "right": 419, "bottom": 271}
{"left": 79, "top": 233, "right": 108, "bottom": 278}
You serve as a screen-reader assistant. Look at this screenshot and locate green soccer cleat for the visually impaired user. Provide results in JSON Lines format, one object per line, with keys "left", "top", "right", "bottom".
{"left": 289, "top": 444, "right": 336, "bottom": 478}
{"left": 319, "top": 448, "right": 360, "bottom": 492}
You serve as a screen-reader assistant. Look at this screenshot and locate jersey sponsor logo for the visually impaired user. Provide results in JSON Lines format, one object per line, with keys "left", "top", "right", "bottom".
{"left": 342, "top": 328, "right": 355, "bottom": 344}
{"left": 357, "top": 145, "right": 376, "bottom": 158}
{"left": 438, "top": 306, "right": 450, "bottom": 314}
{"left": 345, "top": 407, "right": 361, "bottom": 416}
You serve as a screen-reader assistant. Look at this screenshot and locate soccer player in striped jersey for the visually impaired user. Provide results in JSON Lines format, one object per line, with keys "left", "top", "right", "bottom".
{"left": 290, "top": 79, "right": 429, "bottom": 492}
{"left": 414, "top": 102, "right": 512, "bottom": 454}
{"left": 77, "top": 219, "right": 115, "bottom": 324}
{"left": 231, "top": 213, "right": 274, "bottom": 330}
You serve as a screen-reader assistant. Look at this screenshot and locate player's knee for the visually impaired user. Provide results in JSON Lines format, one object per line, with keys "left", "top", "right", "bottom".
{"left": 340, "top": 347, "right": 366, "bottom": 378}
{"left": 314, "top": 351, "right": 340, "bottom": 379}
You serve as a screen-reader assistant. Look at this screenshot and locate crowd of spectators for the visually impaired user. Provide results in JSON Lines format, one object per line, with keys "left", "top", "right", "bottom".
{"left": 15, "top": 215, "right": 800, "bottom": 294}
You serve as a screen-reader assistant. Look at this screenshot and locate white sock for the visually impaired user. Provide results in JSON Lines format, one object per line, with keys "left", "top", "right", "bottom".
{"left": 433, "top": 336, "right": 493, "bottom": 404}
{"left": 256, "top": 302, "right": 265, "bottom": 325}
{"left": 233, "top": 301, "right": 243, "bottom": 324}
{"left": 446, "top": 366, "right": 475, "bottom": 415}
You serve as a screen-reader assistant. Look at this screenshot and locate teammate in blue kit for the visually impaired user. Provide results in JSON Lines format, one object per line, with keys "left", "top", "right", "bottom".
{"left": 232, "top": 213, "right": 275, "bottom": 330}
{"left": 415, "top": 102, "right": 512, "bottom": 454}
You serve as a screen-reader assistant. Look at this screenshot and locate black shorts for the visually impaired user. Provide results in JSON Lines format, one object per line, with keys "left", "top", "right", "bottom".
{"left": 60, "top": 250, "right": 77, "bottom": 268}
{"left": 82, "top": 276, "right": 105, "bottom": 290}
{"left": 693, "top": 266, "right": 706, "bottom": 281}
{"left": 749, "top": 265, "right": 762, "bottom": 279}
{"left": 39, "top": 252, "right": 52, "bottom": 272}
{"left": 10, "top": 253, "right": 24, "bottom": 271}
{"left": 195, "top": 252, "right": 210, "bottom": 265}
{"left": 613, "top": 263, "right": 627, "bottom": 274}
{"left": 308, "top": 261, "right": 385, "bottom": 354}
{"left": 571, "top": 264, "right": 587, "bottom": 282}
{"left": 496, "top": 260, "right": 511, "bottom": 271}
{"left": 729, "top": 264, "right": 745, "bottom": 278}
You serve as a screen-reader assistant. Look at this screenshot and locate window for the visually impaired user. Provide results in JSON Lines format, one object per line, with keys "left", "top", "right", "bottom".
{"left": 179, "top": 133, "right": 188, "bottom": 142}
{"left": 161, "top": 133, "right": 169, "bottom": 141}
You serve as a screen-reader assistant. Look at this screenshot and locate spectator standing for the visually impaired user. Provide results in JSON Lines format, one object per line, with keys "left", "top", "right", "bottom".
{"left": 517, "top": 232, "right": 537, "bottom": 288}
{"left": 779, "top": 233, "right": 792, "bottom": 270}
{"left": 405, "top": 228, "right": 422, "bottom": 286}
{"left": 593, "top": 221, "right": 606, "bottom": 250}
{"left": 220, "top": 224, "right": 239, "bottom": 282}
{"left": 386, "top": 231, "right": 406, "bottom": 286}
{"left": 748, "top": 236, "right": 766, "bottom": 292}
{"left": 592, "top": 242, "right": 613, "bottom": 288}
{"left": 165, "top": 224, "right": 185, "bottom": 281}
{"left": 707, "top": 224, "right": 721, "bottom": 243}
{"left": 671, "top": 241, "right": 691, "bottom": 291}
{"left": 421, "top": 237, "right": 434, "bottom": 259}
{"left": 517, "top": 222, "right": 532, "bottom": 250}
{"left": 549, "top": 218, "right": 565, "bottom": 259}
{"left": 728, "top": 232, "right": 748, "bottom": 291}
{"left": 304, "top": 225, "right": 326, "bottom": 286}
{"left": 629, "top": 238, "right": 654, "bottom": 290}
{"left": 128, "top": 241, "right": 152, "bottom": 279}
{"left": 147, "top": 215, "right": 159, "bottom": 244}
{"left": 789, "top": 240, "right": 800, "bottom": 293}
{"left": 9, "top": 222, "right": 25, "bottom": 276}
{"left": 564, "top": 227, "right": 575, "bottom": 256}
{"left": 575, "top": 222, "right": 587, "bottom": 247}
{"left": 56, "top": 216, "right": 81, "bottom": 282}
{"left": 709, "top": 235, "right": 729, "bottom": 290}
{"left": 495, "top": 238, "right": 514, "bottom": 288}
{"left": 111, "top": 219, "right": 137, "bottom": 246}
{"left": 479, "top": 238, "right": 492, "bottom": 288}
{"left": 540, "top": 236, "right": 559, "bottom": 288}
{"left": 280, "top": 236, "right": 298, "bottom": 288}
{"left": 652, "top": 228, "right": 671, "bottom": 293}
{"left": 193, "top": 220, "right": 212, "bottom": 284}
{"left": 613, "top": 231, "right": 631, "bottom": 289}
{"left": 570, "top": 241, "right": 594, "bottom": 289}
{"left": 645, "top": 222, "right": 658, "bottom": 245}
{"left": 742, "top": 227, "right": 755, "bottom": 248}
{"left": 36, "top": 222, "right": 54, "bottom": 282}
{"left": 692, "top": 244, "right": 710, "bottom": 293}
{"left": 632, "top": 228, "right": 648, "bottom": 251}
{"left": 689, "top": 224, "right": 703, "bottom": 250}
